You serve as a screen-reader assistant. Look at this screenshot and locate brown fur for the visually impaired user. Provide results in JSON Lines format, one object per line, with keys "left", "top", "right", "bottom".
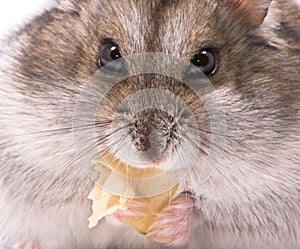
{"left": 0, "top": 0, "right": 300, "bottom": 248}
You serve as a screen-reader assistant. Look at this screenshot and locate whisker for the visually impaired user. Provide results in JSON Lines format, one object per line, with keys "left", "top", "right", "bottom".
{"left": 186, "top": 123, "right": 231, "bottom": 138}
{"left": 60, "top": 125, "right": 129, "bottom": 172}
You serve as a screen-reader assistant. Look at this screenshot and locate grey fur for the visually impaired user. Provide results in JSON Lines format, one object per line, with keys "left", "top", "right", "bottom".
{"left": 0, "top": 0, "right": 299, "bottom": 248}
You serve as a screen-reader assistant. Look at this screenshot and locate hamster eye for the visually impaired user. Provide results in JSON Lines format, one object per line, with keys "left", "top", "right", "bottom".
{"left": 98, "top": 43, "right": 123, "bottom": 72}
{"left": 190, "top": 49, "right": 217, "bottom": 76}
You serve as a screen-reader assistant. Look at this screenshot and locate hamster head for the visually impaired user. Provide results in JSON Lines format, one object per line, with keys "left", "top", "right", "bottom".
{"left": 1, "top": 0, "right": 300, "bottom": 246}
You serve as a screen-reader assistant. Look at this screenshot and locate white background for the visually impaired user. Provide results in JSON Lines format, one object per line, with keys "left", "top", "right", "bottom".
{"left": 0, "top": 0, "right": 56, "bottom": 43}
{"left": 0, "top": 0, "right": 300, "bottom": 42}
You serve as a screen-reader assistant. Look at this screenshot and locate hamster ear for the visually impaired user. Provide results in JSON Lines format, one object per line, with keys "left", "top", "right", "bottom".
{"left": 228, "top": 0, "right": 272, "bottom": 27}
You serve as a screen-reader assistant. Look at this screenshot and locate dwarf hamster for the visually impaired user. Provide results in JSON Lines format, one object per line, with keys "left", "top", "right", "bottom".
{"left": 0, "top": 0, "right": 300, "bottom": 248}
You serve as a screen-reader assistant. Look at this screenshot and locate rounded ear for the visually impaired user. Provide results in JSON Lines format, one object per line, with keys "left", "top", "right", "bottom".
{"left": 227, "top": 0, "right": 272, "bottom": 27}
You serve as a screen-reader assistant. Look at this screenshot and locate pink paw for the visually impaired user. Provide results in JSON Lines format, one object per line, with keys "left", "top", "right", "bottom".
{"left": 113, "top": 198, "right": 146, "bottom": 223}
{"left": 147, "top": 194, "right": 193, "bottom": 246}
{"left": 113, "top": 194, "right": 193, "bottom": 246}
{"left": 15, "top": 241, "right": 40, "bottom": 249}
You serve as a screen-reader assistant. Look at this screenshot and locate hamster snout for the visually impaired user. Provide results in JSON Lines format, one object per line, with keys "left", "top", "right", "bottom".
{"left": 91, "top": 73, "right": 210, "bottom": 173}
{"left": 129, "top": 109, "right": 175, "bottom": 161}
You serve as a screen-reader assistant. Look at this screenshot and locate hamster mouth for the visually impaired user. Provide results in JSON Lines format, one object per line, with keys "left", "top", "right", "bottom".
{"left": 88, "top": 149, "right": 193, "bottom": 245}
{"left": 98, "top": 106, "right": 183, "bottom": 170}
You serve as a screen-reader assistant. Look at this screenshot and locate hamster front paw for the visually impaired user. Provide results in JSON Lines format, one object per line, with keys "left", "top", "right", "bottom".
{"left": 113, "top": 194, "right": 193, "bottom": 246}
{"left": 14, "top": 241, "right": 40, "bottom": 249}
{"left": 147, "top": 194, "right": 193, "bottom": 246}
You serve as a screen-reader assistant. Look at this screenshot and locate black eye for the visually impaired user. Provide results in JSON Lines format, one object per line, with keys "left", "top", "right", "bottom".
{"left": 98, "top": 43, "right": 123, "bottom": 72}
{"left": 190, "top": 49, "right": 217, "bottom": 76}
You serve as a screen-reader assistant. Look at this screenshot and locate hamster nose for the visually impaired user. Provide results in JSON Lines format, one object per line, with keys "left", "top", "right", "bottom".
{"left": 129, "top": 109, "right": 173, "bottom": 163}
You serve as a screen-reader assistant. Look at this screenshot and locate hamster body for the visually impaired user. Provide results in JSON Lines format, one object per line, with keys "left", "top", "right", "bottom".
{"left": 0, "top": 0, "right": 300, "bottom": 249}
